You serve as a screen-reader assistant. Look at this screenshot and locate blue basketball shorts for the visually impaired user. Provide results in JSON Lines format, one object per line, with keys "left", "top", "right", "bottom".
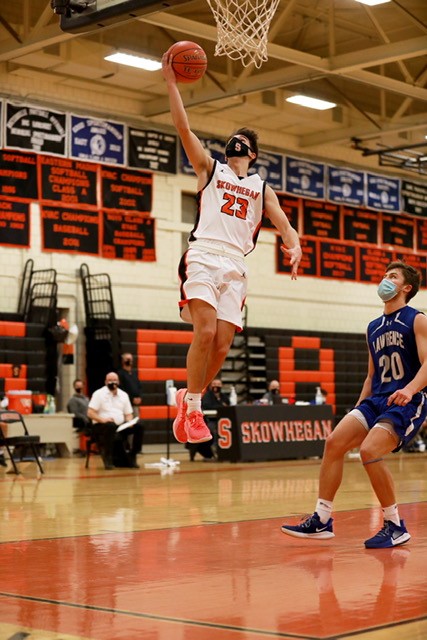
{"left": 350, "top": 392, "right": 427, "bottom": 452}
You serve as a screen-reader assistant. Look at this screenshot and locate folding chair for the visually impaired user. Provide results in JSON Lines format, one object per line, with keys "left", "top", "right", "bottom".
{"left": 0, "top": 409, "right": 44, "bottom": 475}
{"left": 85, "top": 423, "right": 99, "bottom": 469}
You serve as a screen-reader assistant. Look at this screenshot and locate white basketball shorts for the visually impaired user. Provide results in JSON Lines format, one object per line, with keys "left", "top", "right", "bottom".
{"left": 178, "top": 247, "right": 248, "bottom": 331}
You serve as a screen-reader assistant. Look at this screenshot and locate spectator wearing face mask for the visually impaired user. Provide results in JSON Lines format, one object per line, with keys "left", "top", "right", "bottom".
{"left": 118, "top": 353, "right": 143, "bottom": 416}
{"left": 67, "top": 378, "right": 90, "bottom": 433}
{"left": 87, "top": 372, "right": 143, "bottom": 470}
{"left": 262, "top": 380, "right": 282, "bottom": 405}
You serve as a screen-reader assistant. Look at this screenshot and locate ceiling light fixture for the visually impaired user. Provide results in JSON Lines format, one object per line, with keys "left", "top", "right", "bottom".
{"left": 104, "top": 51, "right": 162, "bottom": 71}
{"left": 286, "top": 95, "right": 336, "bottom": 110}
{"left": 353, "top": 0, "right": 391, "bottom": 6}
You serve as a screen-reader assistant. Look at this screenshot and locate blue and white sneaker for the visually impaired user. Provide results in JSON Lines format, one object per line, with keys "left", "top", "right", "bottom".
{"left": 364, "top": 519, "right": 410, "bottom": 549}
{"left": 281, "top": 512, "right": 334, "bottom": 539}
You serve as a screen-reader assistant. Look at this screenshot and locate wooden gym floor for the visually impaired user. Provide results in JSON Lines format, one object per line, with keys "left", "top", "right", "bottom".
{"left": 0, "top": 449, "right": 426, "bottom": 640}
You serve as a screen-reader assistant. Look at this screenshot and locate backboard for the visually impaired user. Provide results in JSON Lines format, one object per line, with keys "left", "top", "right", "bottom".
{"left": 53, "top": 0, "right": 190, "bottom": 34}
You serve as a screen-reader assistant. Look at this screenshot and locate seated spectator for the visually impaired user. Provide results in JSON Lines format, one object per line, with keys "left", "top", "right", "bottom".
{"left": 67, "top": 378, "right": 90, "bottom": 433}
{"left": 87, "top": 372, "right": 144, "bottom": 470}
{"left": 117, "top": 353, "right": 143, "bottom": 415}
{"left": 262, "top": 380, "right": 282, "bottom": 405}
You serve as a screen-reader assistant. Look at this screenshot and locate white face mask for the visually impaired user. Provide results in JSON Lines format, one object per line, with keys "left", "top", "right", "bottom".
{"left": 377, "top": 278, "right": 398, "bottom": 302}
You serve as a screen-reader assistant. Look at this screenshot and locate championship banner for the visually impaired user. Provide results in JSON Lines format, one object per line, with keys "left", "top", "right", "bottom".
{"left": 38, "top": 155, "right": 98, "bottom": 207}
{"left": 401, "top": 180, "right": 427, "bottom": 218}
{"left": 327, "top": 166, "right": 365, "bottom": 205}
{"left": 394, "top": 252, "right": 427, "bottom": 289}
{"left": 180, "top": 137, "right": 224, "bottom": 174}
{"left": 0, "top": 150, "right": 38, "bottom": 201}
{"left": 128, "top": 128, "right": 177, "bottom": 174}
{"left": 285, "top": 156, "right": 325, "bottom": 199}
{"left": 0, "top": 199, "right": 30, "bottom": 248}
{"left": 102, "top": 212, "right": 156, "bottom": 261}
{"left": 303, "top": 199, "right": 340, "bottom": 239}
{"left": 41, "top": 207, "right": 100, "bottom": 254}
{"left": 320, "top": 240, "right": 356, "bottom": 280}
{"left": 343, "top": 207, "right": 378, "bottom": 244}
{"left": 277, "top": 236, "right": 317, "bottom": 277}
{"left": 70, "top": 115, "right": 125, "bottom": 165}
{"left": 367, "top": 173, "right": 400, "bottom": 212}
{"left": 250, "top": 149, "right": 283, "bottom": 190}
{"left": 382, "top": 213, "right": 415, "bottom": 249}
{"left": 101, "top": 166, "right": 152, "bottom": 213}
{"left": 262, "top": 193, "right": 299, "bottom": 231}
{"left": 416, "top": 219, "right": 427, "bottom": 252}
{"left": 359, "top": 247, "right": 394, "bottom": 284}
{"left": 5, "top": 102, "right": 67, "bottom": 156}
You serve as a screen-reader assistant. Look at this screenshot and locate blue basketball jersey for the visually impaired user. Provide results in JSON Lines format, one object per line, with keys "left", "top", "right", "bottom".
{"left": 368, "top": 305, "right": 425, "bottom": 396}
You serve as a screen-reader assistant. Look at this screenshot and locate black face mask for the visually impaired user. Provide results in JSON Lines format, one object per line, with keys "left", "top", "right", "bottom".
{"left": 75, "top": 388, "right": 83, "bottom": 393}
{"left": 225, "top": 137, "right": 252, "bottom": 160}
{"left": 212, "top": 386, "right": 221, "bottom": 394}
{"left": 107, "top": 382, "right": 118, "bottom": 390}
{"left": 271, "top": 388, "right": 279, "bottom": 395}
{"left": 124, "top": 359, "right": 132, "bottom": 366}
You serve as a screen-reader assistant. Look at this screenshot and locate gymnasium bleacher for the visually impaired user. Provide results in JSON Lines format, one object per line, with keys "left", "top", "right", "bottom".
{"left": 0, "top": 316, "right": 48, "bottom": 397}
{"left": 115, "top": 318, "right": 367, "bottom": 445}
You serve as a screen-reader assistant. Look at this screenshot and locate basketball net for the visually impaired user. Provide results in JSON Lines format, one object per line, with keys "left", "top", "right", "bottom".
{"left": 206, "top": 0, "right": 280, "bottom": 68}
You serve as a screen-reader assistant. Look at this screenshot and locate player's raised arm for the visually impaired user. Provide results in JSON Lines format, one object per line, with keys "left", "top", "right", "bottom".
{"left": 264, "top": 184, "right": 302, "bottom": 280}
{"left": 162, "top": 50, "right": 213, "bottom": 186}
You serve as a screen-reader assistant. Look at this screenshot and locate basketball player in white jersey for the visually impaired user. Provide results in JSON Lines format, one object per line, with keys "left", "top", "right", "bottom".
{"left": 162, "top": 50, "right": 302, "bottom": 444}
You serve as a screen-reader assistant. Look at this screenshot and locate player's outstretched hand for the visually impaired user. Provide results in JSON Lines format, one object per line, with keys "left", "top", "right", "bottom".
{"left": 281, "top": 244, "right": 302, "bottom": 280}
{"left": 162, "top": 50, "right": 176, "bottom": 84}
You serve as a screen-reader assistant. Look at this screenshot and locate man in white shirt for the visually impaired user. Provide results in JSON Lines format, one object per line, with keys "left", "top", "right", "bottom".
{"left": 88, "top": 372, "right": 143, "bottom": 470}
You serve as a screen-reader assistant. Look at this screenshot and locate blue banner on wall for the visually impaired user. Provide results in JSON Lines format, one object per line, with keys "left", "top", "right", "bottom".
{"left": 367, "top": 173, "right": 400, "bottom": 212}
{"left": 285, "top": 156, "right": 325, "bottom": 199}
{"left": 327, "top": 166, "right": 365, "bottom": 205}
{"left": 70, "top": 115, "right": 125, "bottom": 165}
{"left": 250, "top": 150, "right": 283, "bottom": 190}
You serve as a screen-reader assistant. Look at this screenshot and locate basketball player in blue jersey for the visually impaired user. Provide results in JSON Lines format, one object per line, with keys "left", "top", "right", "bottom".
{"left": 162, "top": 51, "right": 302, "bottom": 445}
{"left": 282, "top": 261, "right": 427, "bottom": 548}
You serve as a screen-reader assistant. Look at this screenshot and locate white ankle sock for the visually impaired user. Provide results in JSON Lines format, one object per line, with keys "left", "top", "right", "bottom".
{"left": 186, "top": 393, "right": 201, "bottom": 414}
{"left": 316, "top": 498, "right": 333, "bottom": 524}
{"left": 382, "top": 504, "right": 400, "bottom": 526}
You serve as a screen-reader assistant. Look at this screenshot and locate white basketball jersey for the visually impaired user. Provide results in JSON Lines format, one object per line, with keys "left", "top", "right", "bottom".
{"left": 189, "top": 161, "right": 265, "bottom": 255}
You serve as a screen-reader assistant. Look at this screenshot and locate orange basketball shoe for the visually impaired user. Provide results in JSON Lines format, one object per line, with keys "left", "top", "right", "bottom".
{"left": 186, "top": 411, "right": 213, "bottom": 444}
{"left": 172, "top": 388, "right": 188, "bottom": 443}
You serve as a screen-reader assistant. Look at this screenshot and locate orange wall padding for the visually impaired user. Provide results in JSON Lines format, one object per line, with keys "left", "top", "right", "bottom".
{"left": 5, "top": 378, "right": 28, "bottom": 391}
{"left": 278, "top": 344, "right": 336, "bottom": 411}
{"left": 0, "top": 364, "right": 27, "bottom": 378}
{"left": 291, "top": 336, "right": 321, "bottom": 349}
{"left": 136, "top": 329, "right": 193, "bottom": 344}
{"left": 0, "top": 322, "right": 26, "bottom": 337}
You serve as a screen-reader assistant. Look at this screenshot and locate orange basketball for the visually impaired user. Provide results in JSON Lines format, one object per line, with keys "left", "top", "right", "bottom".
{"left": 169, "top": 41, "right": 207, "bottom": 84}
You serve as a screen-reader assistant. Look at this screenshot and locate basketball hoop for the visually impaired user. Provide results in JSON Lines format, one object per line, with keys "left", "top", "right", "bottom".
{"left": 206, "top": 0, "right": 280, "bottom": 68}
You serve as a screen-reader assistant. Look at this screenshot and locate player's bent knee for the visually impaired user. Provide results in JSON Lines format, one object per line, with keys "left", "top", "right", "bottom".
{"left": 359, "top": 444, "right": 383, "bottom": 465}
{"left": 194, "top": 325, "right": 216, "bottom": 346}
{"left": 323, "top": 433, "right": 348, "bottom": 457}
